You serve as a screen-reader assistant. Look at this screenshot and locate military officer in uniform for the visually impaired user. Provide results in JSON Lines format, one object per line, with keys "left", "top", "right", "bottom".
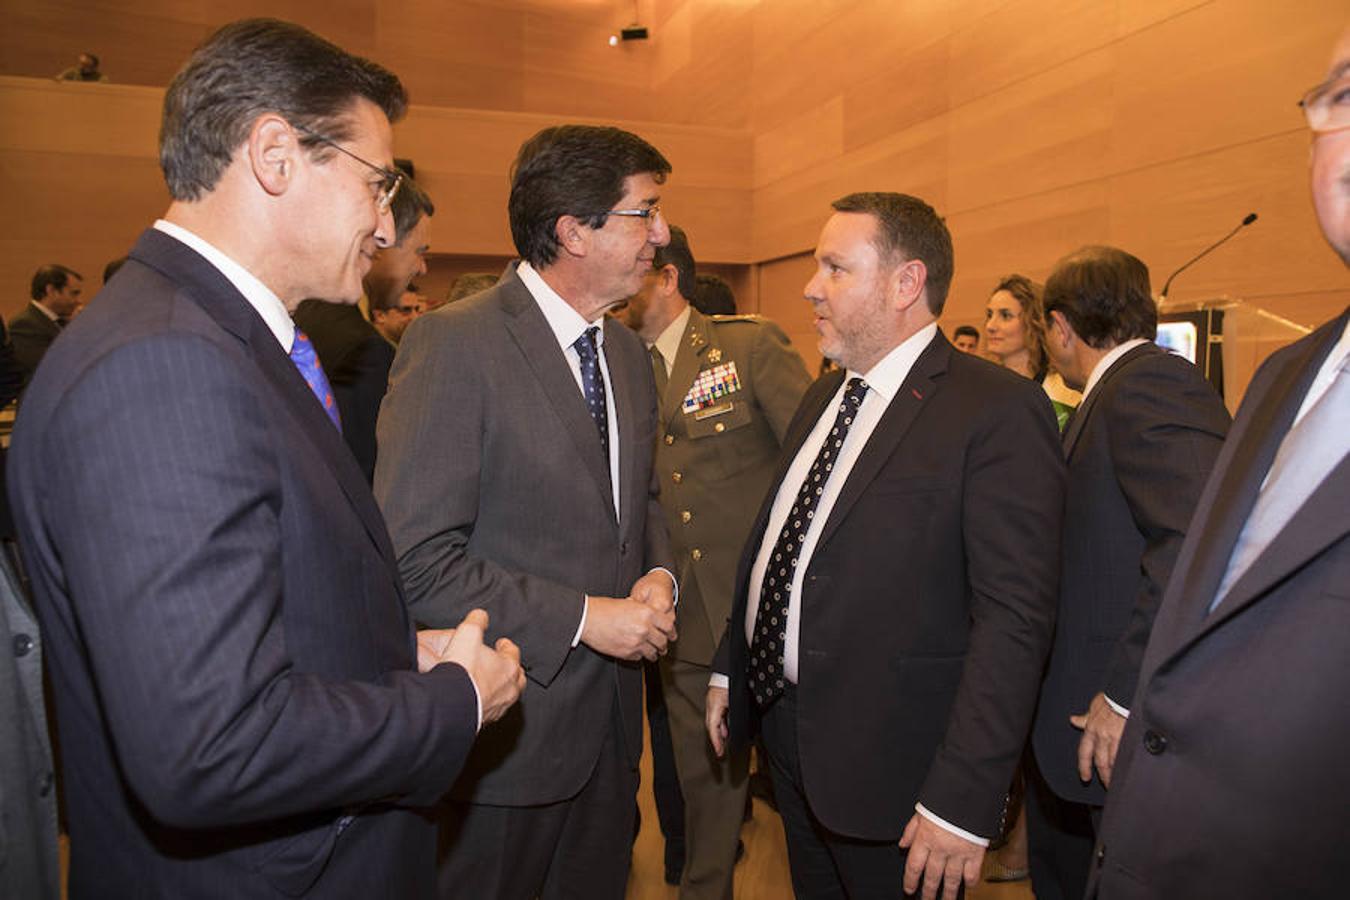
{"left": 618, "top": 225, "right": 812, "bottom": 900}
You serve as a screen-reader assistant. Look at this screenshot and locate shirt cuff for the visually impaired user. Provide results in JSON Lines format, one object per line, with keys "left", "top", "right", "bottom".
{"left": 708, "top": 673, "right": 729, "bottom": 689}
{"left": 649, "top": 566, "right": 679, "bottom": 607}
{"left": 915, "top": 804, "right": 989, "bottom": 847}
{"left": 468, "top": 670, "right": 483, "bottom": 733}
{"left": 571, "top": 595, "right": 589, "bottom": 648}
{"left": 1104, "top": 694, "right": 1130, "bottom": 718}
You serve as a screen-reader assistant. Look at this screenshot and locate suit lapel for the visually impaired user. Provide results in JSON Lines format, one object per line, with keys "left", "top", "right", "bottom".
{"left": 127, "top": 229, "right": 404, "bottom": 576}
{"left": 499, "top": 274, "right": 616, "bottom": 524}
{"left": 1167, "top": 322, "right": 1340, "bottom": 635}
{"left": 1061, "top": 343, "right": 1157, "bottom": 460}
{"left": 663, "top": 309, "right": 711, "bottom": 427}
{"left": 815, "top": 337, "right": 947, "bottom": 550}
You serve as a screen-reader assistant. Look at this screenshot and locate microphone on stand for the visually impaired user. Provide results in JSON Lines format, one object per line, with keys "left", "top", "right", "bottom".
{"left": 1159, "top": 212, "right": 1258, "bottom": 302}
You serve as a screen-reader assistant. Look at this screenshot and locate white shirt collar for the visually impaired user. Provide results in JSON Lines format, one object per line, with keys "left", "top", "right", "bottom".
{"left": 153, "top": 219, "right": 295, "bottom": 352}
{"left": 517, "top": 260, "right": 606, "bottom": 352}
{"left": 651, "top": 305, "right": 692, "bottom": 373}
{"left": 30, "top": 300, "right": 60, "bottom": 322}
{"left": 847, "top": 323, "right": 940, "bottom": 402}
{"left": 1081, "top": 337, "right": 1151, "bottom": 401}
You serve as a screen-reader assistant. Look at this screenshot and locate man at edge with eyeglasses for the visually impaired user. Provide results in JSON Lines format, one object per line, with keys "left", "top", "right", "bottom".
{"left": 1086, "top": 25, "right": 1350, "bottom": 900}
{"left": 6, "top": 19, "right": 526, "bottom": 899}
{"left": 375, "top": 125, "right": 680, "bottom": 899}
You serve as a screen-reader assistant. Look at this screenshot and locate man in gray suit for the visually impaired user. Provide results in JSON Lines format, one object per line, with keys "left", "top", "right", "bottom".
{"left": 1088, "top": 25, "right": 1350, "bottom": 899}
{"left": 376, "top": 124, "right": 679, "bottom": 899}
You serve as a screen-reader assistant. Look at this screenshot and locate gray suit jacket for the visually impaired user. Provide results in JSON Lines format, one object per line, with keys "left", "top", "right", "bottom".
{"left": 1032, "top": 343, "right": 1229, "bottom": 805}
{"left": 1090, "top": 309, "right": 1350, "bottom": 899}
{"left": 375, "top": 267, "right": 673, "bottom": 806}
{"left": 0, "top": 553, "right": 58, "bottom": 900}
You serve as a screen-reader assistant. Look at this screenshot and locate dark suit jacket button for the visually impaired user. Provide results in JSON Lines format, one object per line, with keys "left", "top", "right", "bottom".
{"left": 619, "top": 541, "right": 629, "bottom": 555}
{"left": 1143, "top": 729, "right": 1168, "bottom": 754}
{"left": 1096, "top": 844, "right": 1106, "bottom": 865}
{"left": 13, "top": 632, "right": 33, "bottom": 656}
{"left": 38, "top": 771, "right": 54, "bottom": 796}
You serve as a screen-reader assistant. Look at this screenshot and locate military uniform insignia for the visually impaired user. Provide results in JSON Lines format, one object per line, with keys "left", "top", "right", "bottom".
{"left": 707, "top": 347, "right": 722, "bottom": 363}
{"left": 682, "top": 361, "right": 741, "bottom": 414}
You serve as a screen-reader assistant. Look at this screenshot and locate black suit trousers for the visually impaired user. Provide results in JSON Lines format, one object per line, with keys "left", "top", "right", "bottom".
{"left": 759, "top": 687, "right": 965, "bottom": 900}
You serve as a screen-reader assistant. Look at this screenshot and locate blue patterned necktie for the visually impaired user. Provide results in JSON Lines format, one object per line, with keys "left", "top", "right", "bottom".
{"left": 749, "top": 377, "right": 869, "bottom": 707}
{"left": 1211, "top": 352, "right": 1348, "bottom": 611}
{"left": 573, "top": 326, "right": 609, "bottom": 460}
{"left": 289, "top": 328, "right": 342, "bottom": 432}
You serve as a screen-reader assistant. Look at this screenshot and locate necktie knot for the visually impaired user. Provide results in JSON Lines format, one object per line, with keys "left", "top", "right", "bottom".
{"left": 573, "top": 326, "right": 600, "bottom": 361}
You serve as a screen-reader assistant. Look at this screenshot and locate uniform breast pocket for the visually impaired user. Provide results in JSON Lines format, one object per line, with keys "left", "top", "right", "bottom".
{"left": 685, "top": 401, "right": 756, "bottom": 477}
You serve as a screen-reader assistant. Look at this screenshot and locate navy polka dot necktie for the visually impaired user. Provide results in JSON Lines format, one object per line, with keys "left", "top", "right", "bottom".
{"left": 573, "top": 326, "right": 609, "bottom": 460}
{"left": 749, "top": 376, "right": 869, "bottom": 708}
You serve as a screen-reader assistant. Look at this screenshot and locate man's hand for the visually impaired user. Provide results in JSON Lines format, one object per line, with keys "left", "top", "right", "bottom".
{"left": 705, "top": 685, "right": 729, "bottom": 758}
{"left": 1070, "top": 691, "right": 1127, "bottom": 787}
{"left": 630, "top": 569, "right": 676, "bottom": 612}
{"left": 418, "top": 610, "right": 526, "bottom": 725}
{"left": 580, "top": 594, "right": 676, "bottom": 661}
{"left": 899, "top": 813, "right": 985, "bottom": 900}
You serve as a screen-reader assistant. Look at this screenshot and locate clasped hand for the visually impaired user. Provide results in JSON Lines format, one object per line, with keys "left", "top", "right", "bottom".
{"left": 580, "top": 570, "right": 677, "bottom": 661}
{"left": 415, "top": 609, "right": 526, "bottom": 725}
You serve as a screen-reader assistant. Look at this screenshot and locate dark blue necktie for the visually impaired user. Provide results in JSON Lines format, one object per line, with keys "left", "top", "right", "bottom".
{"left": 749, "top": 377, "right": 869, "bottom": 708}
{"left": 573, "top": 326, "right": 608, "bottom": 460}
{"left": 289, "top": 328, "right": 342, "bottom": 432}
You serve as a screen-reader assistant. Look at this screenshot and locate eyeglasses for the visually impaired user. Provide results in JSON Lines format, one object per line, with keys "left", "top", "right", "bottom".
{"left": 1298, "top": 74, "right": 1350, "bottom": 135}
{"left": 292, "top": 122, "right": 404, "bottom": 213}
{"left": 585, "top": 204, "right": 663, "bottom": 225}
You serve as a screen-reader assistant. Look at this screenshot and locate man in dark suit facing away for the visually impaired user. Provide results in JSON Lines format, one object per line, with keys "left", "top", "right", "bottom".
{"left": 1087, "top": 26, "right": 1350, "bottom": 900}
{"left": 6, "top": 19, "right": 524, "bottom": 899}
{"left": 294, "top": 174, "right": 433, "bottom": 482}
{"left": 375, "top": 125, "right": 679, "bottom": 899}
{"left": 1025, "top": 245, "right": 1230, "bottom": 900}
{"left": 708, "top": 192, "right": 1064, "bottom": 900}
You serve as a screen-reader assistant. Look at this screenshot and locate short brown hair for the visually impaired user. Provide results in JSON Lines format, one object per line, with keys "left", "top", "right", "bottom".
{"left": 830, "top": 192, "right": 954, "bottom": 315}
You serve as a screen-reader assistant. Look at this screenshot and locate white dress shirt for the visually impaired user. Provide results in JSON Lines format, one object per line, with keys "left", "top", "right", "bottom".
{"left": 153, "top": 219, "right": 295, "bottom": 353}
{"left": 517, "top": 261, "right": 621, "bottom": 518}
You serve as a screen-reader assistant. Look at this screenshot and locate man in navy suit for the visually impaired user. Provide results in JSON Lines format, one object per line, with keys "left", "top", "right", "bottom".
{"left": 1087, "top": 26, "right": 1350, "bottom": 899}
{"left": 1026, "top": 246, "right": 1229, "bottom": 900}
{"left": 7, "top": 19, "right": 523, "bottom": 899}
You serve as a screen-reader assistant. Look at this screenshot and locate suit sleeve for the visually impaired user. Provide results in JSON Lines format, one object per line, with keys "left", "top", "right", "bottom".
{"left": 1100, "top": 362, "right": 1231, "bottom": 706}
{"left": 375, "top": 314, "right": 584, "bottom": 687}
{"left": 918, "top": 380, "right": 1064, "bottom": 836}
{"left": 749, "top": 322, "right": 813, "bottom": 444}
{"left": 41, "top": 334, "right": 478, "bottom": 829}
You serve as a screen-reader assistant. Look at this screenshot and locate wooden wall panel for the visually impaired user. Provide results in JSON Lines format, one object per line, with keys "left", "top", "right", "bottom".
{"left": 754, "top": 251, "right": 822, "bottom": 374}
{"left": 946, "top": 49, "right": 1115, "bottom": 213}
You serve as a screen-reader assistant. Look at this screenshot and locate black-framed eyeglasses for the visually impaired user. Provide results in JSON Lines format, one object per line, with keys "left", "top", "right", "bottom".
{"left": 1297, "top": 74, "right": 1350, "bottom": 136}
{"left": 584, "top": 204, "right": 663, "bottom": 225}
{"left": 292, "top": 122, "right": 404, "bottom": 213}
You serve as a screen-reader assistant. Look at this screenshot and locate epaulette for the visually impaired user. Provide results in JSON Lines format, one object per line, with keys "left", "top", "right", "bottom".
{"left": 708, "top": 314, "right": 764, "bottom": 324}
